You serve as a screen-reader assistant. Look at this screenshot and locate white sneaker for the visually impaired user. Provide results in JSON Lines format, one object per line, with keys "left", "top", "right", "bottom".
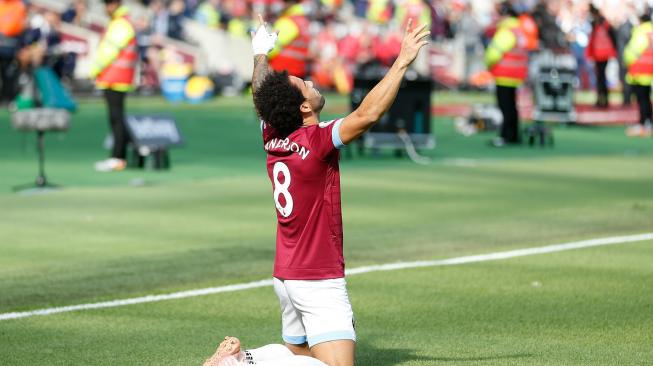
{"left": 626, "top": 124, "right": 653, "bottom": 137}
{"left": 94, "top": 158, "right": 126, "bottom": 172}
{"left": 644, "top": 125, "right": 653, "bottom": 137}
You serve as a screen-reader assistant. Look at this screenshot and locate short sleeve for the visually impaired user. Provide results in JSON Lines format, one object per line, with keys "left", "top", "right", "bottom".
{"left": 308, "top": 118, "right": 346, "bottom": 160}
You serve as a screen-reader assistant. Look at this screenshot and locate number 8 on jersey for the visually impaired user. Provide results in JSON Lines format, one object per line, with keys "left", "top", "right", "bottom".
{"left": 273, "top": 162, "right": 293, "bottom": 217}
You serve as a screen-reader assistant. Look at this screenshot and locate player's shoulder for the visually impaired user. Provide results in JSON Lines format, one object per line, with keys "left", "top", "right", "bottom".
{"left": 306, "top": 118, "right": 346, "bottom": 152}
{"left": 312, "top": 119, "right": 344, "bottom": 137}
{"left": 303, "top": 119, "right": 340, "bottom": 140}
{"left": 317, "top": 119, "right": 340, "bottom": 129}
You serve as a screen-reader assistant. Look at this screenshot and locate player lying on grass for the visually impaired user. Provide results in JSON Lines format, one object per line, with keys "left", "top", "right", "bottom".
{"left": 250, "top": 14, "right": 430, "bottom": 366}
{"left": 203, "top": 336, "right": 327, "bottom": 366}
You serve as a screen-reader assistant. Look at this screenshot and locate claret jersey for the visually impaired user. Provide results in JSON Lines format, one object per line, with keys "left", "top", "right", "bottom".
{"left": 262, "top": 118, "right": 346, "bottom": 280}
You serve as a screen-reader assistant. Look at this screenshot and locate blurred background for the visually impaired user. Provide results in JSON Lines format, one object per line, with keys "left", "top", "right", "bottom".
{"left": 1, "top": 0, "right": 649, "bottom": 99}
{"left": 3, "top": 0, "right": 652, "bottom": 160}
{"left": 1, "top": 1, "right": 653, "bottom": 365}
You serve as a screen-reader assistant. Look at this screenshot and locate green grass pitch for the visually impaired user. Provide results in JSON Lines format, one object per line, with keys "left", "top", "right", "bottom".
{"left": 0, "top": 94, "right": 652, "bottom": 365}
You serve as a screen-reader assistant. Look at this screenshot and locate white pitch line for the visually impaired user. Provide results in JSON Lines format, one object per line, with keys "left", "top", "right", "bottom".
{"left": 2, "top": 233, "right": 652, "bottom": 322}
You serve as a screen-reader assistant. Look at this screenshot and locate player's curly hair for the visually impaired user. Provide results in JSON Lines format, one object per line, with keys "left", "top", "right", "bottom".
{"left": 254, "top": 71, "right": 305, "bottom": 138}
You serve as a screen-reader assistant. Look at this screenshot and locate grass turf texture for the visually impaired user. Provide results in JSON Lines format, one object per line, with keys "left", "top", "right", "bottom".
{"left": 0, "top": 94, "right": 652, "bottom": 365}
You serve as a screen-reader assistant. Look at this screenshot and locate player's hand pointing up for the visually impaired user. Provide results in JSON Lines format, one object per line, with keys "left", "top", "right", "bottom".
{"left": 251, "top": 14, "right": 279, "bottom": 56}
{"left": 396, "top": 18, "right": 431, "bottom": 69}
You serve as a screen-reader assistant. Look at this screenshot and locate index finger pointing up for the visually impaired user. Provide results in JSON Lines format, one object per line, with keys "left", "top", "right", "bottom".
{"left": 405, "top": 18, "right": 413, "bottom": 35}
{"left": 258, "top": 14, "right": 266, "bottom": 29}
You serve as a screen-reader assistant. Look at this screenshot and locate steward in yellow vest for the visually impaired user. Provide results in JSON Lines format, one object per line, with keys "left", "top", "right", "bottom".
{"left": 270, "top": 0, "right": 310, "bottom": 78}
{"left": 624, "top": 14, "right": 653, "bottom": 137}
{"left": 485, "top": 3, "right": 528, "bottom": 146}
{"left": 90, "top": 3, "right": 137, "bottom": 92}
{"left": 624, "top": 20, "right": 653, "bottom": 86}
{"left": 485, "top": 16, "right": 528, "bottom": 88}
{"left": 92, "top": 0, "right": 137, "bottom": 172}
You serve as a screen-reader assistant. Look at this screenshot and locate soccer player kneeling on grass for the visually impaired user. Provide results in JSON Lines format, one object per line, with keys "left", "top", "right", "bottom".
{"left": 249, "top": 15, "right": 430, "bottom": 366}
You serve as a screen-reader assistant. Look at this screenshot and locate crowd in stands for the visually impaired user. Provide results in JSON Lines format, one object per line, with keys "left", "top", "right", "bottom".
{"left": 125, "top": 0, "right": 440, "bottom": 92}
{"left": 0, "top": 0, "right": 650, "bottom": 101}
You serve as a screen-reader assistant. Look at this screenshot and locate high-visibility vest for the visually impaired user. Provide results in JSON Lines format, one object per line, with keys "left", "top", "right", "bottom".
{"left": 321, "top": 0, "right": 342, "bottom": 11}
{"left": 270, "top": 14, "right": 310, "bottom": 78}
{"left": 394, "top": 0, "right": 431, "bottom": 29}
{"left": 0, "top": 0, "right": 25, "bottom": 55}
{"left": 0, "top": 0, "right": 26, "bottom": 38}
{"left": 94, "top": 6, "right": 138, "bottom": 91}
{"left": 195, "top": 2, "right": 220, "bottom": 28}
{"left": 367, "top": 0, "right": 392, "bottom": 25}
{"left": 519, "top": 14, "right": 539, "bottom": 51}
{"left": 628, "top": 31, "right": 653, "bottom": 82}
{"left": 587, "top": 21, "right": 616, "bottom": 61}
{"left": 490, "top": 26, "right": 528, "bottom": 86}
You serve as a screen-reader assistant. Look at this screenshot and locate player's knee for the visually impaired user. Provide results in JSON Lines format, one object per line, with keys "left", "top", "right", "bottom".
{"left": 286, "top": 342, "right": 311, "bottom": 357}
{"left": 311, "top": 344, "right": 355, "bottom": 366}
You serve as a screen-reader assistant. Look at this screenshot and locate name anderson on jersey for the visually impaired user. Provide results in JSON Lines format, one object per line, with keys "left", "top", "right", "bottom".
{"left": 264, "top": 138, "right": 311, "bottom": 160}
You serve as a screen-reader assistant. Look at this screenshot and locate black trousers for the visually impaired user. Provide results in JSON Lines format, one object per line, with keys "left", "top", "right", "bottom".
{"left": 0, "top": 56, "right": 18, "bottom": 103}
{"left": 633, "top": 84, "right": 652, "bottom": 126}
{"left": 104, "top": 89, "right": 130, "bottom": 160}
{"left": 595, "top": 61, "right": 609, "bottom": 106}
{"left": 497, "top": 85, "right": 520, "bottom": 143}
{"left": 618, "top": 60, "right": 633, "bottom": 105}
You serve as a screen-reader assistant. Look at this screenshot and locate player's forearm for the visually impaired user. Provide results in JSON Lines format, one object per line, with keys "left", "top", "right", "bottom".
{"left": 338, "top": 62, "right": 409, "bottom": 144}
{"left": 340, "top": 21, "right": 429, "bottom": 144}
{"left": 252, "top": 54, "right": 270, "bottom": 94}
{"left": 355, "top": 61, "right": 409, "bottom": 125}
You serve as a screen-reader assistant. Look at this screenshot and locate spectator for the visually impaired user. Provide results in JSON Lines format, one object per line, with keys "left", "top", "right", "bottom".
{"left": 563, "top": 4, "right": 595, "bottom": 90}
{"left": 25, "top": 10, "right": 65, "bottom": 77}
{"left": 366, "top": 0, "right": 393, "bottom": 25}
{"left": 532, "top": 0, "right": 567, "bottom": 51}
{"left": 167, "top": 0, "right": 186, "bottom": 40}
{"left": 373, "top": 26, "right": 402, "bottom": 67}
{"left": 457, "top": 3, "right": 482, "bottom": 85}
{"left": 615, "top": 4, "right": 636, "bottom": 106}
{"left": 195, "top": 0, "right": 221, "bottom": 29}
{"left": 394, "top": 0, "right": 432, "bottom": 30}
{"left": 184, "top": 0, "right": 201, "bottom": 17}
{"left": 149, "top": 0, "right": 170, "bottom": 39}
{"left": 430, "top": 0, "right": 453, "bottom": 40}
{"left": 0, "top": 0, "right": 27, "bottom": 104}
{"left": 587, "top": 4, "right": 617, "bottom": 108}
{"left": 222, "top": 0, "right": 252, "bottom": 38}
{"left": 61, "top": 0, "right": 89, "bottom": 28}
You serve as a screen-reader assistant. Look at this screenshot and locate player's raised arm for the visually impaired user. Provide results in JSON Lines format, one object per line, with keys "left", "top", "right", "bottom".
{"left": 339, "top": 19, "right": 430, "bottom": 145}
{"left": 251, "top": 14, "right": 278, "bottom": 95}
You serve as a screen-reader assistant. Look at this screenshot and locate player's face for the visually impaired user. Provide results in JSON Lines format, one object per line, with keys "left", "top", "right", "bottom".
{"left": 290, "top": 76, "right": 326, "bottom": 114}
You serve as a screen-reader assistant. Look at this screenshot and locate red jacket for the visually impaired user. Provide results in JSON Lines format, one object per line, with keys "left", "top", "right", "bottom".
{"left": 587, "top": 21, "right": 617, "bottom": 62}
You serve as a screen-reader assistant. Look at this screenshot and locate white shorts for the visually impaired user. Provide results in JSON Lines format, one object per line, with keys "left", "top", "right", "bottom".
{"left": 273, "top": 277, "right": 356, "bottom": 348}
